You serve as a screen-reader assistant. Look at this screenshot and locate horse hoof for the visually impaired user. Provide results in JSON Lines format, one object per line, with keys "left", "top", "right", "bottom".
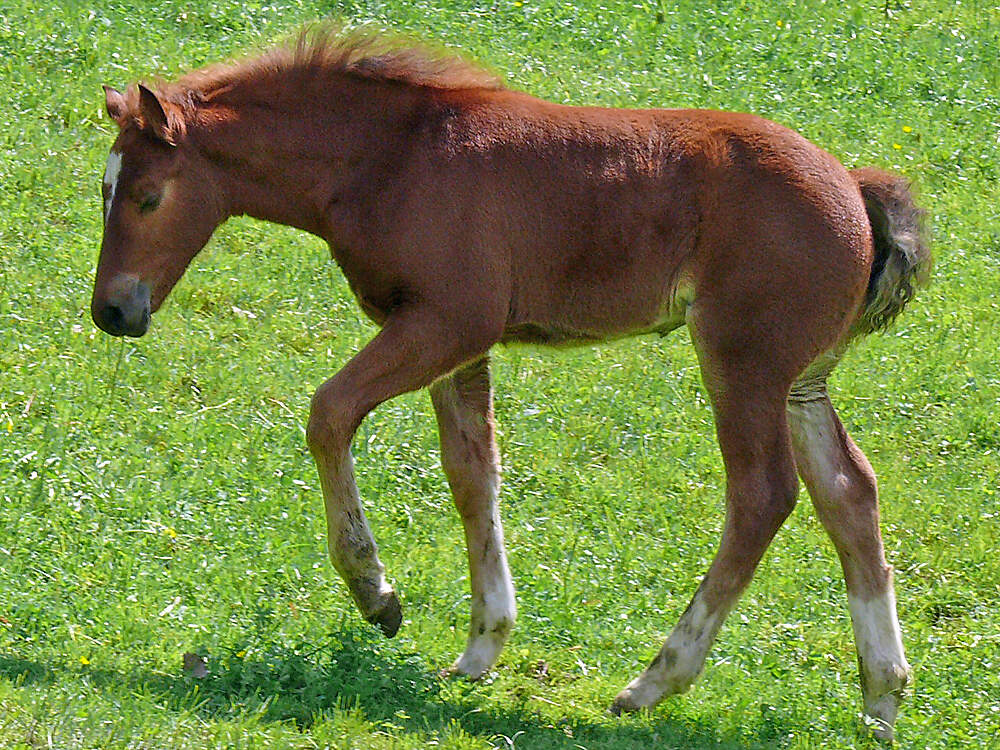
{"left": 868, "top": 720, "right": 894, "bottom": 744}
{"left": 366, "top": 591, "right": 402, "bottom": 637}
{"left": 438, "top": 663, "right": 487, "bottom": 681}
{"left": 608, "top": 692, "right": 640, "bottom": 716}
{"left": 861, "top": 660, "right": 909, "bottom": 743}
{"left": 865, "top": 691, "right": 903, "bottom": 744}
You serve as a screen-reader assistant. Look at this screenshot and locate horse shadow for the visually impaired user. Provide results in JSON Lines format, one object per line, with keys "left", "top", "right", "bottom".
{"left": 1, "top": 629, "right": 791, "bottom": 749}
{"left": 0, "top": 655, "right": 53, "bottom": 687}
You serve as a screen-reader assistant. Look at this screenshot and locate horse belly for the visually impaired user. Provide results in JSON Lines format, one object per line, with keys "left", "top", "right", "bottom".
{"left": 502, "top": 230, "right": 696, "bottom": 346}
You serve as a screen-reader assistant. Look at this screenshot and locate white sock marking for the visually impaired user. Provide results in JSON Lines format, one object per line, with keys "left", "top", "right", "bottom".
{"left": 662, "top": 593, "right": 720, "bottom": 683}
{"left": 847, "top": 590, "right": 907, "bottom": 673}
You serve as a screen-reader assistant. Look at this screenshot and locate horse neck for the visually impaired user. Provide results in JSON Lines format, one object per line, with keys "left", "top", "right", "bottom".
{"left": 192, "top": 75, "right": 424, "bottom": 237}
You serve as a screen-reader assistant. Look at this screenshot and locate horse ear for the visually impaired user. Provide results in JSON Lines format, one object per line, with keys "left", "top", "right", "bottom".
{"left": 104, "top": 85, "right": 128, "bottom": 126}
{"left": 137, "top": 84, "right": 175, "bottom": 145}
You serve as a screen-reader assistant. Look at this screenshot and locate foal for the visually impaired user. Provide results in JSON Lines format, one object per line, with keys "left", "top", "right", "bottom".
{"left": 91, "top": 29, "right": 929, "bottom": 740}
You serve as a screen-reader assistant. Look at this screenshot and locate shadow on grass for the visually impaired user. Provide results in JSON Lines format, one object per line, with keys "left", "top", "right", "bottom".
{"left": 0, "top": 655, "right": 54, "bottom": 686}
{"left": 3, "top": 629, "right": 793, "bottom": 749}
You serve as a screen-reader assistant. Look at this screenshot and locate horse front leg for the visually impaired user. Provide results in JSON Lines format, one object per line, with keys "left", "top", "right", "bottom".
{"left": 306, "top": 311, "right": 491, "bottom": 636}
{"left": 429, "top": 357, "right": 516, "bottom": 678}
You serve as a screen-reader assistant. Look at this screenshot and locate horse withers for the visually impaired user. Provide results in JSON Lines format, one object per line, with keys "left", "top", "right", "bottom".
{"left": 92, "top": 29, "right": 930, "bottom": 741}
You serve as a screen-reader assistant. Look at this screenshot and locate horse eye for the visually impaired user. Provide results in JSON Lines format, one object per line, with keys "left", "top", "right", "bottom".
{"left": 138, "top": 194, "right": 161, "bottom": 213}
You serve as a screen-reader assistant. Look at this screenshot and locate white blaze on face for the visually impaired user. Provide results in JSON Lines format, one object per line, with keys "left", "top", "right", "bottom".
{"left": 103, "top": 149, "right": 124, "bottom": 223}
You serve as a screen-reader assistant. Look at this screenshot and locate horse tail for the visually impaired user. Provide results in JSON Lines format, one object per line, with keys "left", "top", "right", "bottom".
{"left": 849, "top": 167, "right": 932, "bottom": 337}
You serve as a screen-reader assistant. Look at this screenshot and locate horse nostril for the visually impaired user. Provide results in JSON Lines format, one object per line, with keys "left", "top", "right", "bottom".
{"left": 93, "top": 278, "right": 152, "bottom": 337}
{"left": 102, "top": 304, "right": 126, "bottom": 333}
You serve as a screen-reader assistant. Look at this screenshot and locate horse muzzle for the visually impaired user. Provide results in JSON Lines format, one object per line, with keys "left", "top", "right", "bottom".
{"left": 92, "top": 275, "right": 152, "bottom": 337}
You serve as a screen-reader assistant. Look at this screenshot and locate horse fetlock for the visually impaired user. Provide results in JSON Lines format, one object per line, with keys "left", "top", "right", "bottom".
{"left": 861, "top": 655, "right": 910, "bottom": 701}
{"left": 329, "top": 513, "right": 385, "bottom": 586}
{"left": 472, "top": 588, "right": 516, "bottom": 633}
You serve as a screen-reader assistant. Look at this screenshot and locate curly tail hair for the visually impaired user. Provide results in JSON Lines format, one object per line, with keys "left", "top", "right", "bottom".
{"left": 850, "top": 167, "right": 932, "bottom": 337}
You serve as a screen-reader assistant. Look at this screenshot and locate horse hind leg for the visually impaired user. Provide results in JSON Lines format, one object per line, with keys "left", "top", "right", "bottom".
{"left": 786, "top": 386, "right": 911, "bottom": 742}
{"left": 612, "top": 345, "right": 801, "bottom": 713}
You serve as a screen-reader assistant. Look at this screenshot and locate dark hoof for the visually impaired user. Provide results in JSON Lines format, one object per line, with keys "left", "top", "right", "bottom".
{"left": 366, "top": 591, "right": 402, "bottom": 637}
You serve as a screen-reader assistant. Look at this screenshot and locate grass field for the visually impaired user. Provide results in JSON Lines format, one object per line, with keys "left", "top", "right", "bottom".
{"left": 1, "top": 1, "right": 998, "bottom": 747}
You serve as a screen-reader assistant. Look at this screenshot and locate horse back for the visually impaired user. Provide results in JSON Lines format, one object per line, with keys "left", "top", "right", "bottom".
{"left": 366, "top": 90, "right": 871, "bottom": 351}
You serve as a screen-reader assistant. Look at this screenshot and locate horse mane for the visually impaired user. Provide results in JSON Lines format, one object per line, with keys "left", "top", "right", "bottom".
{"left": 150, "top": 25, "right": 505, "bottom": 111}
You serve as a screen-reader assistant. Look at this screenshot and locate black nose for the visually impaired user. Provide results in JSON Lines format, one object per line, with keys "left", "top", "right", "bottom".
{"left": 92, "top": 282, "right": 151, "bottom": 337}
{"left": 101, "top": 304, "right": 127, "bottom": 334}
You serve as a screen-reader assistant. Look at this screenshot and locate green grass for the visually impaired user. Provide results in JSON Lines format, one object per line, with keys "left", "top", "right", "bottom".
{"left": 1, "top": 0, "right": 998, "bottom": 747}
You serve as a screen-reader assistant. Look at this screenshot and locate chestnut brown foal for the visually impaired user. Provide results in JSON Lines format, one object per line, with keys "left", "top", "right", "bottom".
{"left": 92, "top": 29, "right": 929, "bottom": 740}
